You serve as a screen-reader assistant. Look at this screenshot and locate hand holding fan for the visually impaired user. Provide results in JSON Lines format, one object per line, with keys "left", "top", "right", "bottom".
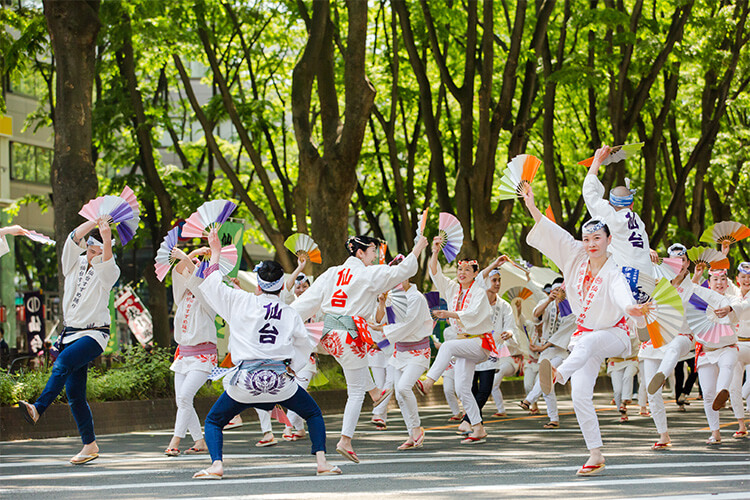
{"left": 622, "top": 266, "right": 657, "bottom": 302}
{"left": 414, "top": 209, "right": 428, "bottom": 245}
{"left": 154, "top": 227, "right": 181, "bottom": 282}
{"left": 497, "top": 154, "right": 542, "bottom": 201}
{"left": 195, "top": 245, "right": 238, "bottom": 278}
{"left": 385, "top": 287, "right": 409, "bottom": 324}
{"left": 79, "top": 192, "right": 139, "bottom": 245}
{"left": 284, "top": 233, "right": 322, "bottom": 264}
{"left": 687, "top": 246, "right": 730, "bottom": 270}
{"left": 699, "top": 221, "right": 750, "bottom": 246}
{"left": 437, "top": 212, "right": 463, "bottom": 263}
{"left": 25, "top": 230, "right": 55, "bottom": 246}
{"left": 685, "top": 289, "right": 735, "bottom": 344}
{"left": 577, "top": 143, "right": 644, "bottom": 167}
{"left": 641, "top": 278, "right": 685, "bottom": 348}
{"left": 182, "top": 200, "right": 237, "bottom": 239}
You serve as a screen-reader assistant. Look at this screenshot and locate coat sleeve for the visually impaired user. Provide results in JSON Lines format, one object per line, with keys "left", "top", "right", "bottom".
{"left": 429, "top": 265, "right": 459, "bottom": 302}
{"left": 199, "top": 271, "right": 247, "bottom": 324}
{"left": 369, "top": 253, "right": 418, "bottom": 294}
{"left": 61, "top": 232, "right": 86, "bottom": 277}
{"left": 456, "top": 290, "right": 493, "bottom": 334}
{"left": 583, "top": 174, "right": 616, "bottom": 222}
{"left": 526, "top": 216, "right": 582, "bottom": 274}
{"left": 91, "top": 255, "right": 120, "bottom": 290}
{"left": 291, "top": 268, "right": 334, "bottom": 321}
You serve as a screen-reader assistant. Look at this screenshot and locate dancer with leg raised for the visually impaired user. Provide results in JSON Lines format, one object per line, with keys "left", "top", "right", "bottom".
{"left": 522, "top": 184, "right": 646, "bottom": 475}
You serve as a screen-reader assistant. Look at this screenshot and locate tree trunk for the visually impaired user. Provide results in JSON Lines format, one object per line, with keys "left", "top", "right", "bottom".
{"left": 43, "top": 0, "right": 101, "bottom": 298}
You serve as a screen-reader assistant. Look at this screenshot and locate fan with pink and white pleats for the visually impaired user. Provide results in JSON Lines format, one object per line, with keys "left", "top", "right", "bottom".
{"left": 154, "top": 227, "right": 181, "bottom": 282}
{"left": 438, "top": 212, "right": 464, "bottom": 263}
{"left": 24, "top": 230, "right": 55, "bottom": 246}
{"left": 182, "top": 200, "right": 237, "bottom": 239}
{"left": 195, "top": 245, "right": 238, "bottom": 278}
{"left": 652, "top": 256, "right": 684, "bottom": 280}
{"left": 78, "top": 186, "right": 141, "bottom": 245}
{"left": 685, "top": 287, "right": 736, "bottom": 345}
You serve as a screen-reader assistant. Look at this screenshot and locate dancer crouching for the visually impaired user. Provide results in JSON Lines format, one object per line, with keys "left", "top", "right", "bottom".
{"left": 522, "top": 187, "right": 646, "bottom": 475}
{"left": 193, "top": 228, "right": 338, "bottom": 479}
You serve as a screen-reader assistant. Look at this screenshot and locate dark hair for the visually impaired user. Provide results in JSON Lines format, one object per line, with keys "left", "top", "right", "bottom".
{"left": 581, "top": 219, "right": 611, "bottom": 237}
{"left": 257, "top": 260, "right": 284, "bottom": 295}
{"left": 295, "top": 274, "right": 310, "bottom": 285}
{"left": 346, "top": 235, "right": 381, "bottom": 257}
{"left": 552, "top": 277, "right": 564, "bottom": 285}
{"left": 457, "top": 259, "right": 479, "bottom": 272}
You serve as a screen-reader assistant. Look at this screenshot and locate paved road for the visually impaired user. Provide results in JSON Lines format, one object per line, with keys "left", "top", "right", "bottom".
{"left": 2, "top": 393, "right": 749, "bottom": 499}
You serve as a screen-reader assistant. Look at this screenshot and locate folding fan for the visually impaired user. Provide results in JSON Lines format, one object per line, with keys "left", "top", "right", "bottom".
{"left": 577, "top": 143, "right": 644, "bottom": 167}
{"left": 308, "top": 369, "right": 329, "bottom": 387}
{"left": 424, "top": 291, "right": 443, "bottom": 310}
{"left": 545, "top": 206, "right": 556, "bottom": 223}
{"left": 685, "top": 289, "right": 735, "bottom": 344}
{"left": 699, "top": 221, "right": 750, "bottom": 246}
{"left": 557, "top": 298, "right": 572, "bottom": 317}
{"left": 154, "top": 227, "right": 181, "bottom": 282}
{"left": 79, "top": 193, "right": 140, "bottom": 246}
{"left": 504, "top": 286, "right": 534, "bottom": 302}
{"left": 652, "top": 257, "right": 684, "bottom": 280}
{"left": 687, "top": 246, "right": 730, "bottom": 270}
{"left": 642, "top": 278, "right": 685, "bottom": 348}
{"left": 385, "top": 288, "right": 409, "bottom": 324}
{"left": 438, "top": 212, "right": 464, "bottom": 263}
{"left": 271, "top": 405, "right": 292, "bottom": 426}
{"left": 119, "top": 186, "right": 140, "bottom": 215}
{"left": 414, "top": 209, "right": 428, "bottom": 245}
{"left": 622, "top": 266, "right": 657, "bottom": 302}
{"left": 497, "top": 154, "right": 542, "bottom": 201}
{"left": 378, "top": 241, "right": 387, "bottom": 265}
{"left": 195, "top": 245, "right": 238, "bottom": 278}
{"left": 284, "top": 233, "right": 322, "bottom": 264}
{"left": 305, "top": 322, "right": 325, "bottom": 343}
{"left": 181, "top": 200, "right": 237, "bottom": 239}
{"left": 24, "top": 230, "right": 55, "bottom": 246}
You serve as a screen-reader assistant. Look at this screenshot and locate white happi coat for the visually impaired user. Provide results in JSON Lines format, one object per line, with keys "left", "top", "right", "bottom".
{"left": 199, "top": 271, "right": 316, "bottom": 403}
{"left": 384, "top": 285, "right": 433, "bottom": 371}
{"left": 538, "top": 299, "right": 575, "bottom": 360}
{"left": 476, "top": 297, "right": 515, "bottom": 371}
{"left": 60, "top": 233, "right": 120, "bottom": 350}
{"left": 583, "top": 175, "right": 652, "bottom": 275}
{"left": 737, "top": 288, "right": 750, "bottom": 340}
{"left": 170, "top": 268, "right": 218, "bottom": 374}
{"left": 292, "top": 254, "right": 418, "bottom": 369}
{"left": 429, "top": 266, "right": 494, "bottom": 339}
{"left": 526, "top": 217, "right": 640, "bottom": 356}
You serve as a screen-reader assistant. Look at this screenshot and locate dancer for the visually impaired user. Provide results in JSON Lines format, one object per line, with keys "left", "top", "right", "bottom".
{"left": 607, "top": 334, "right": 640, "bottom": 423}
{"left": 292, "top": 234, "right": 429, "bottom": 463}
{"left": 0, "top": 225, "right": 30, "bottom": 257}
{"left": 523, "top": 185, "right": 646, "bottom": 476}
{"left": 415, "top": 238, "right": 494, "bottom": 444}
{"left": 163, "top": 247, "right": 218, "bottom": 457}
{"left": 369, "top": 293, "right": 395, "bottom": 429}
{"left": 281, "top": 255, "right": 308, "bottom": 305}
{"left": 433, "top": 329, "right": 464, "bottom": 421}
{"left": 733, "top": 262, "right": 750, "bottom": 425}
{"left": 193, "top": 229, "right": 339, "bottom": 479}
{"left": 18, "top": 217, "right": 120, "bottom": 464}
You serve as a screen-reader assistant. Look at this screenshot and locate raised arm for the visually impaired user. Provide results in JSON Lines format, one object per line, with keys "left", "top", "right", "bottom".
{"left": 285, "top": 255, "right": 307, "bottom": 291}
{"left": 521, "top": 185, "right": 543, "bottom": 223}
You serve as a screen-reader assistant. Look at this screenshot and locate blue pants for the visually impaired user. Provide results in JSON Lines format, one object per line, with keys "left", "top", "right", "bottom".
{"left": 204, "top": 385, "right": 326, "bottom": 462}
{"left": 34, "top": 336, "right": 102, "bottom": 445}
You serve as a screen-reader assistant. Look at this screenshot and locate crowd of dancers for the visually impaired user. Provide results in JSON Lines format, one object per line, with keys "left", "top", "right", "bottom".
{"left": 4, "top": 145, "right": 750, "bottom": 479}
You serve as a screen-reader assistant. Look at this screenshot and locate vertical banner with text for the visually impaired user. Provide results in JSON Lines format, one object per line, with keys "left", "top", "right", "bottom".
{"left": 114, "top": 286, "right": 154, "bottom": 346}
{"left": 23, "top": 291, "right": 45, "bottom": 356}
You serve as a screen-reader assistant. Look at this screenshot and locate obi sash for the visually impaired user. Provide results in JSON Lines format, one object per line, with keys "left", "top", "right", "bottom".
{"left": 572, "top": 316, "right": 628, "bottom": 339}
{"left": 323, "top": 314, "right": 374, "bottom": 349}
{"left": 394, "top": 337, "right": 430, "bottom": 352}
{"left": 56, "top": 325, "right": 110, "bottom": 350}
{"left": 175, "top": 342, "right": 217, "bottom": 359}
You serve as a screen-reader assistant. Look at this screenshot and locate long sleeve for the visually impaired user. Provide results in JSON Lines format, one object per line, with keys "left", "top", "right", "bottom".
{"left": 499, "top": 301, "right": 515, "bottom": 334}
{"left": 291, "top": 268, "right": 335, "bottom": 321}
{"left": 368, "top": 253, "right": 419, "bottom": 294}
{"left": 61, "top": 232, "right": 86, "bottom": 277}
{"left": 526, "top": 215, "right": 582, "bottom": 274}
{"left": 290, "top": 314, "right": 318, "bottom": 373}
{"left": 91, "top": 255, "right": 120, "bottom": 289}
{"left": 198, "top": 271, "right": 247, "bottom": 324}
{"left": 582, "top": 174, "right": 615, "bottom": 221}
{"left": 429, "top": 265, "right": 459, "bottom": 301}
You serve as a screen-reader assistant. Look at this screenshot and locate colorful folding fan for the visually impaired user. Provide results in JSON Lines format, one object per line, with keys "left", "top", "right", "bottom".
{"left": 622, "top": 266, "right": 657, "bottom": 302}
{"left": 414, "top": 209, "right": 428, "bottom": 245}
{"left": 652, "top": 256, "right": 684, "bottom": 281}
{"left": 378, "top": 241, "right": 387, "bottom": 265}
{"left": 557, "top": 298, "right": 572, "bottom": 317}
{"left": 642, "top": 278, "right": 685, "bottom": 348}
{"left": 685, "top": 289, "right": 735, "bottom": 344}
{"left": 24, "top": 230, "right": 55, "bottom": 246}
{"left": 195, "top": 245, "right": 238, "bottom": 278}
{"left": 78, "top": 190, "right": 140, "bottom": 245}
{"left": 271, "top": 405, "right": 292, "bottom": 426}
{"left": 385, "top": 288, "right": 409, "bottom": 324}
{"left": 497, "top": 154, "right": 542, "bottom": 201}
{"left": 577, "top": 143, "right": 644, "bottom": 167}
{"left": 545, "top": 206, "right": 556, "bottom": 223}
{"left": 181, "top": 200, "right": 237, "bottom": 239}
{"left": 686, "top": 246, "right": 730, "bottom": 270}
{"left": 305, "top": 322, "right": 325, "bottom": 343}
{"left": 699, "top": 221, "right": 750, "bottom": 246}
{"left": 438, "top": 212, "right": 464, "bottom": 263}
{"left": 424, "top": 291, "right": 442, "bottom": 310}
{"left": 154, "top": 227, "right": 181, "bottom": 282}
{"left": 504, "top": 286, "right": 534, "bottom": 302}
{"left": 284, "top": 233, "right": 322, "bottom": 264}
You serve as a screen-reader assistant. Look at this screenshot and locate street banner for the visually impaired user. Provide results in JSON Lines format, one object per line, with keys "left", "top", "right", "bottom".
{"left": 23, "top": 291, "right": 45, "bottom": 355}
{"left": 114, "top": 286, "right": 153, "bottom": 346}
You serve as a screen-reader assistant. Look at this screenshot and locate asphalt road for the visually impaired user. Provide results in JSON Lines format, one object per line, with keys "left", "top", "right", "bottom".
{"left": 2, "top": 393, "right": 750, "bottom": 499}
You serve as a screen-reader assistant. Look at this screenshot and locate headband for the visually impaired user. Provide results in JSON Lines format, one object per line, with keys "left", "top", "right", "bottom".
{"left": 295, "top": 273, "right": 309, "bottom": 284}
{"left": 253, "top": 263, "right": 284, "bottom": 292}
{"left": 738, "top": 262, "right": 750, "bottom": 275}
{"left": 87, "top": 236, "right": 115, "bottom": 248}
{"left": 608, "top": 178, "right": 637, "bottom": 207}
{"left": 667, "top": 243, "right": 687, "bottom": 257}
{"left": 581, "top": 218, "right": 606, "bottom": 235}
{"left": 457, "top": 259, "right": 478, "bottom": 267}
{"left": 708, "top": 268, "right": 728, "bottom": 277}
{"left": 488, "top": 269, "right": 501, "bottom": 278}
{"left": 550, "top": 283, "right": 562, "bottom": 291}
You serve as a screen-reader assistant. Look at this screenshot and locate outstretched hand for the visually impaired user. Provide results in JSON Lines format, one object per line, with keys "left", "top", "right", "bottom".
{"left": 0, "top": 225, "right": 29, "bottom": 237}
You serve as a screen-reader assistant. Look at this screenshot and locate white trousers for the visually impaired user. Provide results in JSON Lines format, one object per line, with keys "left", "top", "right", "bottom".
{"left": 287, "top": 367, "right": 315, "bottom": 431}
{"left": 557, "top": 328, "right": 629, "bottom": 450}
{"left": 393, "top": 363, "right": 426, "bottom": 432}
{"left": 524, "top": 362, "right": 539, "bottom": 395}
{"left": 697, "top": 347, "right": 739, "bottom": 431}
{"left": 745, "top": 365, "right": 750, "bottom": 413}
{"left": 729, "top": 343, "right": 750, "bottom": 420}
{"left": 373, "top": 365, "right": 395, "bottom": 419}
{"left": 173, "top": 370, "right": 209, "bottom": 440}
{"left": 491, "top": 358, "right": 518, "bottom": 413}
{"left": 642, "top": 358, "right": 668, "bottom": 434}
{"left": 426, "top": 338, "right": 487, "bottom": 425}
{"left": 525, "top": 355, "right": 563, "bottom": 421}
{"left": 442, "top": 368, "right": 462, "bottom": 415}
{"left": 657, "top": 335, "right": 693, "bottom": 376}
{"left": 610, "top": 362, "right": 638, "bottom": 408}
{"left": 256, "top": 408, "right": 272, "bottom": 433}
{"left": 341, "top": 365, "right": 376, "bottom": 438}
{"left": 637, "top": 368, "right": 648, "bottom": 407}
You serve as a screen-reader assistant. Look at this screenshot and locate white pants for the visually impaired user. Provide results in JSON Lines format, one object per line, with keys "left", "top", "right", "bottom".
{"left": 373, "top": 365, "right": 394, "bottom": 419}
{"left": 287, "top": 367, "right": 315, "bottom": 431}
{"left": 256, "top": 409, "right": 272, "bottom": 433}
{"left": 491, "top": 358, "right": 518, "bottom": 413}
{"left": 526, "top": 355, "right": 563, "bottom": 421}
{"left": 442, "top": 367, "right": 462, "bottom": 415}
{"left": 697, "top": 347, "right": 739, "bottom": 431}
{"left": 524, "top": 362, "right": 539, "bottom": 395}
{"left": 610, "top": 362, "right": 638, "bottom": 408}
{"left": 341, "top": 365, "right": 376, "bottom": 438}
{"left": 393, "top": 363, "right": 425, "bottom": 432}
{"left": 427, "top": 338, "right": 487, "bottom": 425}
{"left": 745, "top": 366, "right": 750, "bottom": 413}
{"left": 637, "top": 368, "right": 648, "bottom": 407}
{"left": 173, "top": 370, "right": 209, "bottom": 440}
{"left": 642, "top": 358, "right": 668, "bottom": 434}
{"left": 729, "top": 344, "right": 750, "bottom": 420}
{"left": 557, "top": 328, "right": 629, "bottom": 450}
{"left": 657, "top": 335, "right": 693, "bottom": 376}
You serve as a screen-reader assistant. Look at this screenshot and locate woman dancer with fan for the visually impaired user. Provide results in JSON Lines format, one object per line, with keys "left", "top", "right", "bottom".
{"left": 687, "top": 267, "right": 747, "bottom": 444}
{"left": 160, "top": 245, "right": 218, "bottom": 457}
{"left": 193, "top": 229, "right": 339, "bottom": 479}
{"left": 291, "top": 234, "right": 429, "bottom": 463}
{"left": 522, "top": 187, "right": 647, "bottom": 475}
{"left": 733, "top": 262, "right": 750, "bottom": 419}
{"left": 414, "top": 240, "right": 495, "bottom": 444}
{"left": 18, "top": 217, "right": 121, "bottom": 464}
